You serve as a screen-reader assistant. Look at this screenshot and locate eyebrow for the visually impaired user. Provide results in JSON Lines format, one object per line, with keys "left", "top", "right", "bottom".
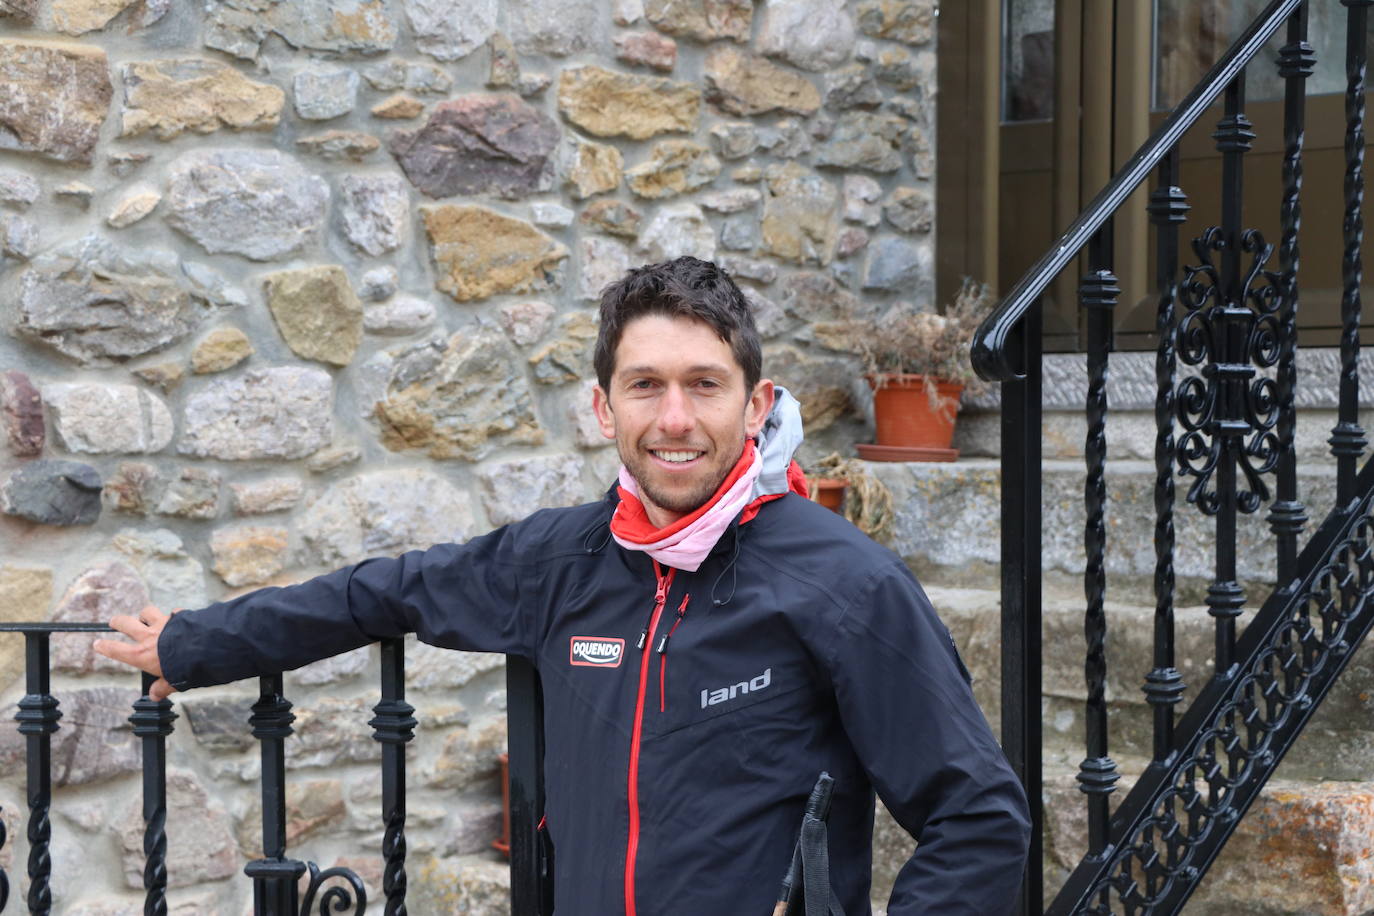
{"left": 619, "top": 363, "right": 733, "bottom": 377}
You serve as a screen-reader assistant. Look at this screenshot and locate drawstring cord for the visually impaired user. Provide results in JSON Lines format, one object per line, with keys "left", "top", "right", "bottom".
{"left": 710, "top": 529, "right": 743, "bottom": 607}
{"left": 581, "top": 518, "right": 612, "bottom": 555}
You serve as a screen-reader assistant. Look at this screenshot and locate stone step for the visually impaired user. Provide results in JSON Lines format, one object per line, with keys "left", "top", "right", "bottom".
{"left": 953, "top": 405, "right": 1374, "bottom": 466}
{"left": 868, "top": 754, "right": 1374, "bottom": 916}
{"left": 871, "top": 458, "right": 1345, "bottom": 608}
{"left": 927, "top": 586, "right": 1374, "bottom": 782}
{"left": 1040, "top": 758, "right": 1374, "bottom": 916}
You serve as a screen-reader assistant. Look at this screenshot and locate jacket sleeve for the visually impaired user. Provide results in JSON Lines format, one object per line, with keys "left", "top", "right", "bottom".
{"left": 159, "top": 523, "right": 532, "bottom": 691}
{"left": 823, "top": 562, "right": 1031, "bottom": 916}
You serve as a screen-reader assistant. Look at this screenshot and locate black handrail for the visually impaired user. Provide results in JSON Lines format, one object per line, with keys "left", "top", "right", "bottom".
{"left": 971, "top": 0, "right": 1303, "bottom": 382}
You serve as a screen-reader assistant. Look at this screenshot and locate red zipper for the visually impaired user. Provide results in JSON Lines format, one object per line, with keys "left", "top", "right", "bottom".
{"left": 658, "top": 593, "right": 691, "bottom": 713}
{"left": 625, "top": 561, "right": 674, "bottom": 916}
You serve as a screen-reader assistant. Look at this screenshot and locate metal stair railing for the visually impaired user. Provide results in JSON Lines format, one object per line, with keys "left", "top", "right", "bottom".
{"left": 972, "top": 0, "right": 1374, "bottom": 913}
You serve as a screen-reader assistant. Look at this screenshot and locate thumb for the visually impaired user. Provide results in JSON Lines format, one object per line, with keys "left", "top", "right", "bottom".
{"left": 148, "top": 678, "right": 178, "bottom": 702}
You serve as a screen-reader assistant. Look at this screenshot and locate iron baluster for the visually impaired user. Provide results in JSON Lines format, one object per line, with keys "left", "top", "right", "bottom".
{"left": 1078, "top": 225, "right": 1120, "bottom": 859}
{"left": 0, "top": 803, "right": 8, "bottom": 911}
{"left": 1331, "top": 0, "right": 1372, "bottom": 508}
{"left": 1146, "top": 148, "right": 1189, "bottom": 763}
{"left": 243, "top": 675, "right": 306, "bottom": 916}
{"left": 1000, "top": 300, "right": 1043, "bottom": 916}
{"left": 1269, "top": 5, "right": 1315, "bottom": 587}
{"left": 507, "top": 656, "right": 553, "bottom": 914}
{"left": 1208, "top": 75, "right": 1258, "bottom": 678}
{"left": 369, "top": 638, "right": 416, "bottom": 916}
{"left": 17, "top": 632, "right": 60, "bottom": 915}
{"left": 129, "top": 671, "right": 177, "bottom": 916}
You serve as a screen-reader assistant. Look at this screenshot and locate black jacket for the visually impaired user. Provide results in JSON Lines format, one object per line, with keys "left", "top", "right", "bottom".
{"left": 161, "top": 490, "right": 1031, "bottom": 915}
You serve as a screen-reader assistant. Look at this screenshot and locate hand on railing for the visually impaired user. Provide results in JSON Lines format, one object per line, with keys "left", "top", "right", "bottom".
{"left": 93, "top": 605, "right": 179, "bottom": 701}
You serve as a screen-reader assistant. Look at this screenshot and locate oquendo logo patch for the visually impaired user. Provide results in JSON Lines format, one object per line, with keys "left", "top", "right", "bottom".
{"left": 569, "top": 636, "right": 625, "bottom": 668}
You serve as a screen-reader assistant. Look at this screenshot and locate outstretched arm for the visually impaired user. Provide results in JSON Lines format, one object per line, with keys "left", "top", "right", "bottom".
{"left": 94, "top": 605, "right": 178, "bottom": 701}
{"left": 94, "top": 523, "right": 534, "bottom": 696}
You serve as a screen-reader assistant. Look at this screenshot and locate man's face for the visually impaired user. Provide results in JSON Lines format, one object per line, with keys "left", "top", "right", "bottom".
{"left": 593, "top": 314, "right": 774, "bottom": 529}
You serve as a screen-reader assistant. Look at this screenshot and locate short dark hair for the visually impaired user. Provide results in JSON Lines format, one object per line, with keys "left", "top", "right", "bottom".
{"left": 593, "top": 257, "right": 762, "bottom": 392}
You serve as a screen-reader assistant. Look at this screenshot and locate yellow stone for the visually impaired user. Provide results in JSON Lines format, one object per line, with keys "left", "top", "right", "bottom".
{"left": 704, "top": 46, "right": 821, "bottom": 117}
{"left": 210, "top": 526, "right": 288, "bottom": 588}
{"left": 625, "top": 139, "right": 720, "bottom": 199}
{"left": 371, "top": 93, "right": 424, "bottom": 119}
{"left": 132, "top": 362, "right": 185, "bottom": 393}
{"left": 564, "top": 137, "right": 623, "bottom": 199}
{"left": 0, "top": 565, "right": 53, "bottom": 691}
{"left": 557, "top": 65, "right": 699, "bottom": 140}
{"left": 191, "top": 327, "right": 254, "bottom": 374}
{"left": 120, "top": 58, "right": 283, "bottom": 140}
{"left": 52, "top": 0, "right": 139, "bottom": 35}
{"left": 106, "top": 187, "right": 160, "bottom": 229}
{"left": 262, "top": 266, "right": 363, "bottom": 367}
{"left": 422, "top": 205, "right": 568, "bottom": 303}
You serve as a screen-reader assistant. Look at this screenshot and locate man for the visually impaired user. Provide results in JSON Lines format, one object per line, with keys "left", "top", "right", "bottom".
{"left": 97, "top": 257, "right": 1030, "bottom": 914}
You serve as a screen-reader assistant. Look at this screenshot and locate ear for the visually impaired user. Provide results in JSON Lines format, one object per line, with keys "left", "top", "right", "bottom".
{"left": 592, "top": 385, "right": 617, "bottom": 440}
{"left": 744, "top": 379, "right": 775, "bottom": 438}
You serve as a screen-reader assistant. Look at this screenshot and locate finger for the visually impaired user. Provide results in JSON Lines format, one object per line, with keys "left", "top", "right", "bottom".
{"left": 149, "top": 678, "right": 177, "bottom": 702}
{"left": 138, "top": 604, "right": 168, "bottom": 625}
{"left": 93, "top": 637, "right": 143, "bottom": 667}
{"left": 108, "top": 614, "right": 150, "bottom": 639}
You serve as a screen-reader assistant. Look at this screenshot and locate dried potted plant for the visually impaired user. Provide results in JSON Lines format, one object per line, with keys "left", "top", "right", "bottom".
{"left": 806, "top": 453, "right": 894, "bottom": 542}
{"left": 836, "top": 280, "right": 994, "bottom": 462}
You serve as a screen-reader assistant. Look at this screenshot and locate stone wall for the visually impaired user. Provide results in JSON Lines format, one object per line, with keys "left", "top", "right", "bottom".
{"left": 0, "top": 0, "right": 937, "bottom": 911}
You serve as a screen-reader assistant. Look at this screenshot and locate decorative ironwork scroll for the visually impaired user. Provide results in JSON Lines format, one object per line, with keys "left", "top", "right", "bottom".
{"left": 300, "top": 863, "right": 367, "bottom": 916}
{"left": 1175, "top": 228, "right": 1282, "bottom": 520}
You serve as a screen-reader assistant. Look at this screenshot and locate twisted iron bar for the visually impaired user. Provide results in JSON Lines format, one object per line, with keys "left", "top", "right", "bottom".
{"left": 1146, "top": 151, "right": 1189, "bottom": 763}
{"left": 300, "top": 862, "right": 368, "bottom": 915}
{"left": 1268, "top": 6, "right": 1314, "bottom": 586}
{"left": 1331, "top": 0, "right": 1373, "bottom": 507}
{"left": 130, "top": 672, "right": 177, "bottom": 916}
{"left": 0, "top": 808, "right": 8, "bottom": 912}
{"left": 17, "top": 634, "right": 60, "bottom": 915}
{"left": 1078, "top": 230, "right": 1120, "bottom": 857}
{"left": 371, "top": 637, "right": 416, "bottom": 916}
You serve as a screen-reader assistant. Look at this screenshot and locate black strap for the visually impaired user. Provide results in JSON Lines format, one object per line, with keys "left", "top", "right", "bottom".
{"left": 788, "top": 810, "right": 846, "bottom": 916}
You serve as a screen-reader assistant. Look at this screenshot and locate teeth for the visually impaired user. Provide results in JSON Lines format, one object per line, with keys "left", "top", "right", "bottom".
{"left": 654, "top": 450, "right": 702, "bottom": 463}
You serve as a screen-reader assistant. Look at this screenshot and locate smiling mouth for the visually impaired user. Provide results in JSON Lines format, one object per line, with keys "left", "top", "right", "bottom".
{"left": 650, "top": 449, "right": 705, "bottom": 464}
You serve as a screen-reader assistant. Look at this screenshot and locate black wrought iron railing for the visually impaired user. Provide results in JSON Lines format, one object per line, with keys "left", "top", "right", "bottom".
{"left": 0, "top": 625, "right": 549, "bottom": 915}
{"left": 974, "top": 1, "right": 1374, "bottom": 913}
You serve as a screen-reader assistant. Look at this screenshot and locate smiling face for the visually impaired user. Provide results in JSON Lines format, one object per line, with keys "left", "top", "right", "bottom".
{"left": 593, "top": 313, "right": 774, "bottom": 529}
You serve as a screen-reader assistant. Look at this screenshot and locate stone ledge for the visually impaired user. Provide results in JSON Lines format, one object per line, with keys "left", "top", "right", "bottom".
{"left": 871, "top": 460, "right": 1341, "bottom": 602}
{"left": 963, "top": 347, "right": 1374, "bottom": 412}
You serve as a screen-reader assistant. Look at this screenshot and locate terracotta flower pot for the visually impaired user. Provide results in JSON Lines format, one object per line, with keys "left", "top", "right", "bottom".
{"left": 811, "top": 478, "right": 847, "bottom": 513}
{"left": 860, "top": 373, "right": 963, "bottom": 462}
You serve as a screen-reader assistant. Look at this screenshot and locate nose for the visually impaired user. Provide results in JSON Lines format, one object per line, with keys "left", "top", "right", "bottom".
{"left": 656, "top": 383, "right": 695, "bottom": 438}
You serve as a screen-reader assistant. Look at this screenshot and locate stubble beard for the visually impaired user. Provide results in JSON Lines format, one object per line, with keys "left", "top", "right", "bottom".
{"left": 619, "top": 440, "right": 744, "bottom": 519}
